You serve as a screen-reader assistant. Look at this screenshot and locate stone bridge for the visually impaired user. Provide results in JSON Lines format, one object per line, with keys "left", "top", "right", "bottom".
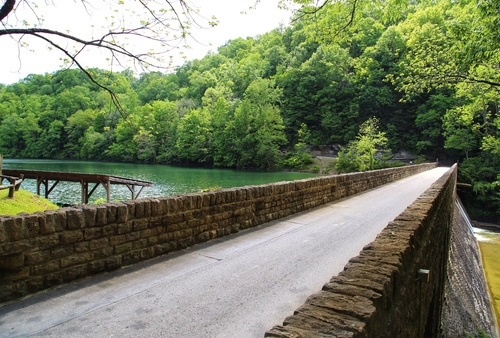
{"left": 0, "top": 163, "right": 497, "bottom": 337}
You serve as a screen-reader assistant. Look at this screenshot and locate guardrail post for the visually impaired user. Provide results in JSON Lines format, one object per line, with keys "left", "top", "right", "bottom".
{"left": 9, "top": 178, "right": 14, "bottom": 198}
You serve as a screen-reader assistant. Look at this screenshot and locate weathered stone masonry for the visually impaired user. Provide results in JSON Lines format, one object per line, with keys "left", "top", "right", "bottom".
{"left": 266, "top": 165, "right": 457, "bottom": 337}
{"left": 0, "top": 163, "right": 437, "bottom": 303}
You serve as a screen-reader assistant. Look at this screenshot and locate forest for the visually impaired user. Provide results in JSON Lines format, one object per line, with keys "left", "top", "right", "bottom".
{"left": 0, "top": 0, "right": 499, "bottom": 220}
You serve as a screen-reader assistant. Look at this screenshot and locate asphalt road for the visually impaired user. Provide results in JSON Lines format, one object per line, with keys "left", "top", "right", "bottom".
{"left": 0, "top": 167, "right": 450, "bottom": 338}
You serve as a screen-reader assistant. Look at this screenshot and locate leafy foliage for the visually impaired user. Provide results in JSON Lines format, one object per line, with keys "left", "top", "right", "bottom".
{"left": 336, "top": 117, "right": 389, "bottom": 172}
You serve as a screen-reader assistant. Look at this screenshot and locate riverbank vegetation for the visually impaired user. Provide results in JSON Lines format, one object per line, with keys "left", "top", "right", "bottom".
{"left": 0, "top": 0, "right": 498, "bottom": 220}
{"left": 476, "top": 228, "right": 500, "bottom": 329}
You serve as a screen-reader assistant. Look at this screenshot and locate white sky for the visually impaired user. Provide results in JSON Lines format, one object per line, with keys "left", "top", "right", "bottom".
{"left": 0, "top": 0, "right": 295, "bottom": 85}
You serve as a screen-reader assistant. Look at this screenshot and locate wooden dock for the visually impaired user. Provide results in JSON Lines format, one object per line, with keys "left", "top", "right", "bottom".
{"left": 1, "top": 169, "right": 153, "bottom": 204}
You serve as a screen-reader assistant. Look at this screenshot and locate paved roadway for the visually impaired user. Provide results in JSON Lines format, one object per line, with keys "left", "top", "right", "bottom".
{"left": 0, "top": 167, "right": 450, "bottom": 338}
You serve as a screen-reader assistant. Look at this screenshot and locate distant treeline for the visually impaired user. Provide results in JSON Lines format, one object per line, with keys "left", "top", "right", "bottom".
{"left": 0, "top": 0, "right": 499, "bottom": 219}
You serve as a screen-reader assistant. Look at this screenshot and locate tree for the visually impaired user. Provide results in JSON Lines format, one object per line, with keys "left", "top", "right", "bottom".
{"left": 39, "top": 120, "right": 65, "bottom": 158}
{"left": 0, "top": 114, "right": 22, "bottom": 156}
{"left": 175, "top": 108, "right": 213, "bottom": 164}
{"left": 232, "top": 78, "right": 287, "bottom": 169}
{"left": 336, "top": 117, "right": 388, "bottom": 172}
{"left": 64, "top": 108, "right": 98, "bottom": 157}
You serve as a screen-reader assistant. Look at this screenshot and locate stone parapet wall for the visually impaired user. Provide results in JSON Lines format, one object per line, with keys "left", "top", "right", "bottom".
{"left": 266, "top": 165, "right": 457, "bottom": 337}
{"left": 0, "top": 163, "right": 437, "bottom": 303}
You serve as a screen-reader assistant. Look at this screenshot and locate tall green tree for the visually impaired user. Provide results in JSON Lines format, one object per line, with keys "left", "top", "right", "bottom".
{"left": 336, "top": 117, "right": 388, "bottom": 172}
{"left": 233, "top": 78, "right": 287, "bottom": 169}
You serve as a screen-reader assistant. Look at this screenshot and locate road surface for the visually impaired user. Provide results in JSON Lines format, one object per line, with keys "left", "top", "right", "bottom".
{"left": 0, "top": 167, "right": 450, "bottom": 338}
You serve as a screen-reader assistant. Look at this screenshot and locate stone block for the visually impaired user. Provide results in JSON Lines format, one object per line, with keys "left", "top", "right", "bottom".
{"left": 51, "top": 246, "right": 74, "bottom": 259}
{"left": 63, "top": 264, "right": 87, "bottom": 282}
{"left": 51, "top": 210, "right": 68, "bottom": 232}
{"left": 45, "top": 271, "right": 64, "bottom": 288}
{"left": 25, "top": 251, "right": 50, "bottom": 265}
{"left": 266, "top": 325, "right": 354, "bottom": 337}
{"left": 132, "top": 239, "right": 148, "bottom": 250}
{"left": 65, "top": 208, "right": 85, "bottom": 230}
{"left": 74, "top": 241, "right": 90, "bottom": 253}
{"left": 122, "top": 249, "right": 141, "bottom": 266}
{"left": 177, "top": 237, "right": 194, "bottom": 249}
{"left": 103, "top": 224, "right": 117, "bottom": 236}
{"left": 154, "top": 242, "right": 176, "bottom": 256}
{"left": 287, "top": 306, "right": 365, "bottom": 335}
{"left": 0, "top": 220, "right": 5, "bottom": 243}
{"left": 150, "top": 199, "right": 160, "bottom": 216}
{"left": 110, "top": 235, "right": 126, "bottom": 246}
{"left": 105, "top": 256, "right": 122, "bottom": 270}
{"left": 26, "top": 276, "right": 44, "bottom": 293}
{"left": 106, "top": 203, "right": 119, "bottom": 223}
{"left": 88, "top": 259, "right": 107, "bottom": 274}
{"left": 133, "top": 219, "right": 149, "bottom": 231}
{"left": 140, "top": 227, "right": 156, "bottom": 239}
{"left": 84, "top": 227, "right": 103, "bottom": 240}
{"left": 116, "top": 203, "right": 128, "bottom": 223}
{"left": 31, "top": 260, "right": 60, "bottom": 275}
{"left": 0, "top": 253, "right": 25, "bottom": 269}
{"left": 90, "top": 238, "right": 109, "bottom": 251}
{"left": 140, "top": 247, "right": 154, "bottom": 260}
{"left": 115, "top": 242, "right": 133, "bottom": 255}
{"left": 81, "top": 205, "right": 97, "bottom": 227}
{"left": 95, "top": 205, "right": 107, "bottom": 226}
{"left": 167, "top": 197, "right": 178, "bottom": 215}
{"left": 61, "top": 253, "right": 93, "bottom": 268}
{"left": 117, "top": 222, "right": 133, "bottom": 235}
{"left": 35, "top": 234, "right": 59, "bottom": 250}
{"left": 148, "top": 235, "right": 159, "bottom": 246}
{"left": 125, "top": 231, "right": 141, "bottom": 243}
{"left": 3, "top": 217, "right": 22, "bottom": 241}
{"left": 37, "top": 213, "right": 55, "bottom": 235}
{"left": 59, "top": 230, "right": 83, "bottom": 244}
{"left": 93, "top": 247, "right": 113, "bottom": 259}
{"left": 305, "top": 291, "right": 376, "bottom": 320}
{"left": 157, "top": 198, "right": 169, "bottom": 215}
{"left": 158, "top": 232, "right": 173, "bottom": 244}
{"left": 134, "top": 200, "right": 145, "bottom": 218}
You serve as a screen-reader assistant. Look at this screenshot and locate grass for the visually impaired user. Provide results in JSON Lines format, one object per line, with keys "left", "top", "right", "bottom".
{"left": 479, "top": 240, "right": 500, "bottom": 327}
{"left": 0, "top": 189, "right": 59, "bottom": 216}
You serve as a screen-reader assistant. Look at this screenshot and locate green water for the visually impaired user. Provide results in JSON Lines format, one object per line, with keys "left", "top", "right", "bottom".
{"left": 2, "top": 159, "right": 321, "bottom": 205}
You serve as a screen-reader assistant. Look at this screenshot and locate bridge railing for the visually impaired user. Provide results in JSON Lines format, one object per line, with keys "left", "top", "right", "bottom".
{"left": 266, "top": 165, "right": 458, "bottom": 337}
{"left": 0, "top": 163, "right": 437, "bottom": 303}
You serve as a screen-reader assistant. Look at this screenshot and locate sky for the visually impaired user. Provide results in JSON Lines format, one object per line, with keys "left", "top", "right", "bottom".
{"left": 0, "top": 0, "right": 295, "bottom": 85}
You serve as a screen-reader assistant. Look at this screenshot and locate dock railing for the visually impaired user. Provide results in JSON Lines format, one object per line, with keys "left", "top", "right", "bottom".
{"left": 0, "top": 154, "right": 24, "bottom": 198}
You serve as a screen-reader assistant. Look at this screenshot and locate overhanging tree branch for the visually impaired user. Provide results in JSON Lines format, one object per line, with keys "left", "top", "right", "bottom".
{"left": 0, "top": 0, "right": 15, "bottom": 22}
{"left": 31, "top": 31, "right": 126, "bottom": 116}
{"left": 0, "top": 0, "right": 215, "bottom": 116}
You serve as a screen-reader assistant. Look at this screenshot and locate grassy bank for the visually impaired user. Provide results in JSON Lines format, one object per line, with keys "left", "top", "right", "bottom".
{"left": 476, "top": 229, "right": 500, "bottom": 328}
{"left": 0, "top": 189, "right": 58, "bottom": 216}
{"left": 479, "top": 242, "right": 500, "bottom": 327}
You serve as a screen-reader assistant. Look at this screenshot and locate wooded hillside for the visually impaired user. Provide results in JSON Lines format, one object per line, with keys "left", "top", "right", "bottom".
{"left": 1, "top": 0, "right": 498, "bottom": 219}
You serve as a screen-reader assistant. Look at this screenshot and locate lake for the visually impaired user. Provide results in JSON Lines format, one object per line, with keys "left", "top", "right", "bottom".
{"left": 2, "top": 159, "right": 321, "bottom": 205}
